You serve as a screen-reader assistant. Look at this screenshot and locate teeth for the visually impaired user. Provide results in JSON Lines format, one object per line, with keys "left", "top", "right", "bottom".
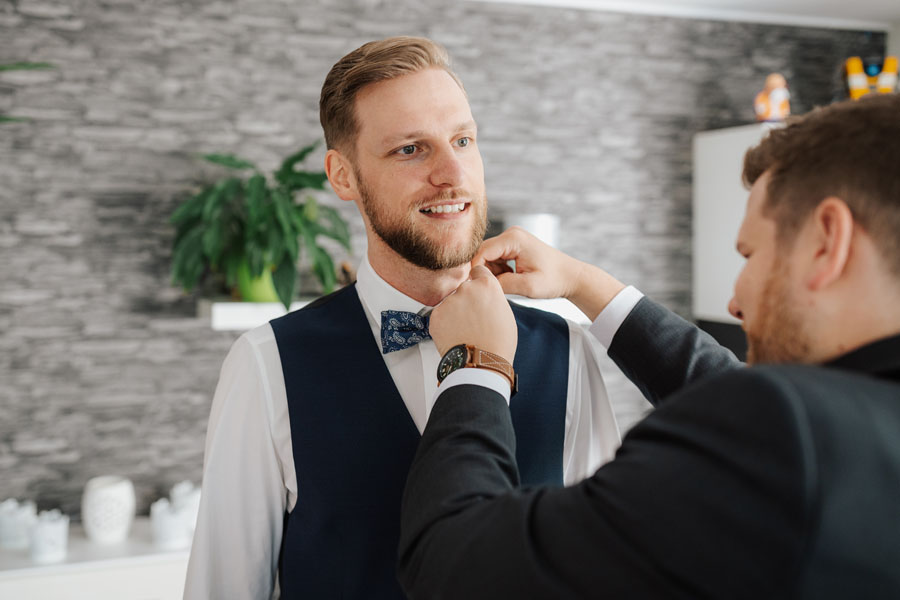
{"left": 422, "top": 203, "right": 466, "bottom": 214}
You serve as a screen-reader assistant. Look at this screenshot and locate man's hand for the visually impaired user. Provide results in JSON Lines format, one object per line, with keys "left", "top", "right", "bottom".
{"left": 473, "top": 227, "right": 626, "bottom": 322}
{"left": 430, "top": 266, "right": 517, "bottom": 363}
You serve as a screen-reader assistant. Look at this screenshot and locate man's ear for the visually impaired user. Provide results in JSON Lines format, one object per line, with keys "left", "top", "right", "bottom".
{"left": 324, "top": 149, "right": 357, "bottom": 202}
{"left": 806, "top": 197, "right": 854, "bottom": 291}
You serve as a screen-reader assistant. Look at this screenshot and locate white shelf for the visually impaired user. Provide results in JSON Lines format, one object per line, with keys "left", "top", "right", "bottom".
{"left": 198, "top": 298, "right": 314, "bottom": 331}
{"left": 0, "top": 518, "right": 189, "bottom": 600}
{"left": 201, "top": 296, "right": 590, "bottom": 331}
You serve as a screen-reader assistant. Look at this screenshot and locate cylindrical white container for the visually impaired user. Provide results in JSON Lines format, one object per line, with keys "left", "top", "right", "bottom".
{"left": 502, "top": 213, "right": 561, "bottom": 248}
{"left": 150, "top": 498, "right": 192, "bottom": 550}
{"left": 30, "top": 510, "right": 69, "bottom": 563}
{"left": 169, "top": 481, "right": 201, "bottom": 536}
{"left": 0, "top": 499, "right": 37, "bottom": 550}
{"left": 81, "top": 476, "right": 135, "bottom": 544}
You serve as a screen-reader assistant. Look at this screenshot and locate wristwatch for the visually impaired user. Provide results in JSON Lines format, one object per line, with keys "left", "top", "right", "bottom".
{"left": 437, "top": 343, "right": 517, "bottom": 394}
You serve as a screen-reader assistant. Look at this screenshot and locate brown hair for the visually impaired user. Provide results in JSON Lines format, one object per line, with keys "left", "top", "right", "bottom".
{"left": 319, "top": 36, "right": 464, "bottom": 159}
{"left": 743, "top": 93, "right": 900, "bottom": 274}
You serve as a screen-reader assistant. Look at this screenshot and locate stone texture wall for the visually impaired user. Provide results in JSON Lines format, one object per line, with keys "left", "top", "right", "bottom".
{"left": 0, "top": 0, "right": 884, "bottom": 516}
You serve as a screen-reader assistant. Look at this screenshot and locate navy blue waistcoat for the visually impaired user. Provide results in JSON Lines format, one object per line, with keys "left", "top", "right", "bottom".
{"left": 270, "top": 284, "right": 569, "bottom": 599}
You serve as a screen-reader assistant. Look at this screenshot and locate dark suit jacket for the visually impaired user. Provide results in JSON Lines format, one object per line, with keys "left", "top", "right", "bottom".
{"left": 398, "top": 297, "right": 900, "bottom": 599}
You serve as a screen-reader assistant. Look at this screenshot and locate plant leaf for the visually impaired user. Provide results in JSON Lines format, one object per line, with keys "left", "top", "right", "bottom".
{"left": 316, "top": 205, "right": 352, "bottom": 250}
{"left": 272, "top": 257, "right": 296, "bottom": 311}
{"left": 171, "top": 227, "right": 206, "bottom": 291}
{"left": 277, "top": 171, "right": 328, "bottom": 191}
{"left": 221, "top": 249, "right": 243, "bottom": 288}
{"left": 300, "top": 224, "right": 337, "bottom": 294}
{"left": 275, "top": 141, "right": 328, "bottom": 191}
{"left": 311, "top": 244, "right": 337, "bottom": 293}
{"left": 201, "top": 153, "right": 257, "bottom": 170}
{"left": 202, "top": 226, "right": 223, "bottom": 265}
{"left": 277, "top": 141, "right": 319, "bottom": 173}
{"left": 245, "top": 174, "right": 266, "bottom": 229}
{"left": 245, "top": 240, "right": 266, "bottom": 278}
{"left": 170, "top": 188, "right": 208, "bottom": 226}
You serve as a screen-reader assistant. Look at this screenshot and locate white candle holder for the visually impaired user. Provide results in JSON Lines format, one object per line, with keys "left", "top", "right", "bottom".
{"left": 169, "top": 481, "right": 201, "bottom": 534}
{"left": 150, "top": 498, "right": 191, "bottom": 550}
{"left": 0, "top": 499, "right": 37, "bottom": 550}
{"left": 150, "top": 481, "right": 200, "bottom": 549}
{"left": 30, "top": 509, "right": 69, "bottom": 564}
{"left": 81, "top": 476, "right": 135, "bottom": 544}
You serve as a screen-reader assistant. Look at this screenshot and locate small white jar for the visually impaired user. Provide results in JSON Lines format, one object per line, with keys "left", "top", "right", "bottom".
{"left": 30, "top": 510, "right": 69, "bottom": 563}
{"left": 0, "top": 499, "right": 37, "bottom": 550}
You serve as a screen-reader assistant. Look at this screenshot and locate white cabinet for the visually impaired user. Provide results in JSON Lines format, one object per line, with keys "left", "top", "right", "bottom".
{"left": 0, "top": 519, "right": 189, "bottom": 600}
{"left": 692, "top": 123, "right": 780, "bottom": 323}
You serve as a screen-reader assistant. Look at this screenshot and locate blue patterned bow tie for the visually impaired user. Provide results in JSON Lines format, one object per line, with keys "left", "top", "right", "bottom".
{"left": 381, "top": 310, "right": 431, "bottom": 354}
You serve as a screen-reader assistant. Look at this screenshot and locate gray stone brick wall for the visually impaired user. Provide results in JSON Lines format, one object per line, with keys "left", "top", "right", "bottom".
{"left": 0, "top": 0, "right": 885, "bottom": 516}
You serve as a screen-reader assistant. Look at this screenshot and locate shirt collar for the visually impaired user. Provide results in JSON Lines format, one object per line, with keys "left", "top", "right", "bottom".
{"left": 356, "top": 254, "right": 429, "bottom": 328}
{"left": 824, "top": 332, "right": 900, "bottom": 382}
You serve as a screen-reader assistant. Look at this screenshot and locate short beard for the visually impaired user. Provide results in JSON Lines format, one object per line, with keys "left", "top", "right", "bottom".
{"left": 745, "top": 258, "right": 810, "bottom": 365}
{"left": 357, "top": 171, "right": 487, "bottom": 271}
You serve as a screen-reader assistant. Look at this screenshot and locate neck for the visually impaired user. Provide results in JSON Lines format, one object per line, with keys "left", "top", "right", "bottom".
{"left": 366, "top": 245, "right": 471, "bottom": 307}
{"left": 808, "top": 275, "right": 900, "bottom": 363}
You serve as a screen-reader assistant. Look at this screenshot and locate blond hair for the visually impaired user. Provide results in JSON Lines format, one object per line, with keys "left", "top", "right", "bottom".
{"left": 319, "top": 36, "right": 464, "bottom": 158}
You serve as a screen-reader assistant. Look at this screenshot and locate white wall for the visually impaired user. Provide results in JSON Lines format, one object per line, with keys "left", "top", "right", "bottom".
{"left": 890, "top": 22, "right": 900, "bottom": 58}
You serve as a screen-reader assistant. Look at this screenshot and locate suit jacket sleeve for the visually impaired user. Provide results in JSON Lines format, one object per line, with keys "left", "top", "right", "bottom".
{"left": 398, "top": 370, "right": 812, "bottom": 599}
{"left": 608, "top": 296, "right": 741, "bottom": 405}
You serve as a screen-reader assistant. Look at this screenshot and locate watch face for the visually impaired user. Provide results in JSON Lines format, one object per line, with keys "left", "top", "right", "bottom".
{"left": 437, "top": 344, "right": 468, "bottom": 382}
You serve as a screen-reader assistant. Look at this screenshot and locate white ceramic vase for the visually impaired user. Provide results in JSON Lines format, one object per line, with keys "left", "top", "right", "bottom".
{"left": 81, "top": 476, "right": 135, "bottom": 544}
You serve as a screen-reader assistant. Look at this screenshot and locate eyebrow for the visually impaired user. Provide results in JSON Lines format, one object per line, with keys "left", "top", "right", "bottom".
{"left": 380, "top": 120, "right": 478, "bottom": 148}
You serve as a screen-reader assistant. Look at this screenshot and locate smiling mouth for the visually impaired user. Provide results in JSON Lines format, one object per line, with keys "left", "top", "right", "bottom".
{"left": 420, "top": 202, "right": 468, "bottom": 214}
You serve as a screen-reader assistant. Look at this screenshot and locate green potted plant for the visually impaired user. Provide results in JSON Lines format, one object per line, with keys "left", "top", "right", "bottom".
{"left": 170, "top": 142, "right": 351, "bottom": 310}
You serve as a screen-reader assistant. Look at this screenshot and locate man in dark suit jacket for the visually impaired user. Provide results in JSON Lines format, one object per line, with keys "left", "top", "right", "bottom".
{"left": 397, "top": 93, "right": 900, "bottom": 599}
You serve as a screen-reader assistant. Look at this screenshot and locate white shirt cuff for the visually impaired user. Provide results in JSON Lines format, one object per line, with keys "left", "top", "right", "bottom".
{"left": 434, "top": 367, "right": 513, "bottom": 406}
{"left": 588, "top": 285, "right": 644, "bottom": 349}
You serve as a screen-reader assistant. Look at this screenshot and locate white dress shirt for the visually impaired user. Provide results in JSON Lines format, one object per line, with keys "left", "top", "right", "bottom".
{"left": 183, "top": 258, "right": 635, "bottom": 600}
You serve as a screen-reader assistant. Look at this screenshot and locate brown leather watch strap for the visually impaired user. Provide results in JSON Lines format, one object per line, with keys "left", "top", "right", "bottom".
{"left": 465, "top": 345, "right": 517, "bottom": 394}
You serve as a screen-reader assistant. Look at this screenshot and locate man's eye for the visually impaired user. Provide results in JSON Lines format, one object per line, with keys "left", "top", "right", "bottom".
{"left": 398, "top": 145, "right": 416, "bottom": 155}
{"left": 457, "top": 137, "right": 470, "bottom": 147}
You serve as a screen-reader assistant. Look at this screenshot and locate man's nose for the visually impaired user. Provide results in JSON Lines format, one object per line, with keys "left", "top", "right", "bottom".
{"left": 428, "top": 146, "right": 464, "bottom": 188}
{"left": 727, "top": 297, "right": 743, "bottom": 320}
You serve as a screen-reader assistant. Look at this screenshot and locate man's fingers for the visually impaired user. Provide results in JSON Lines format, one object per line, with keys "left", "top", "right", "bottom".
{"left": 495, "top": 272, "right": 529, "bottom": 296}
{"left": 469, "top": 265, "right": 493, "bottom": 281}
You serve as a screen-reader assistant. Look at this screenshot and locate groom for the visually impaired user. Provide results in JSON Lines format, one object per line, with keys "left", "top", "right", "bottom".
{"left": 184, "top": 37, "right": 623, "bottom": 599}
